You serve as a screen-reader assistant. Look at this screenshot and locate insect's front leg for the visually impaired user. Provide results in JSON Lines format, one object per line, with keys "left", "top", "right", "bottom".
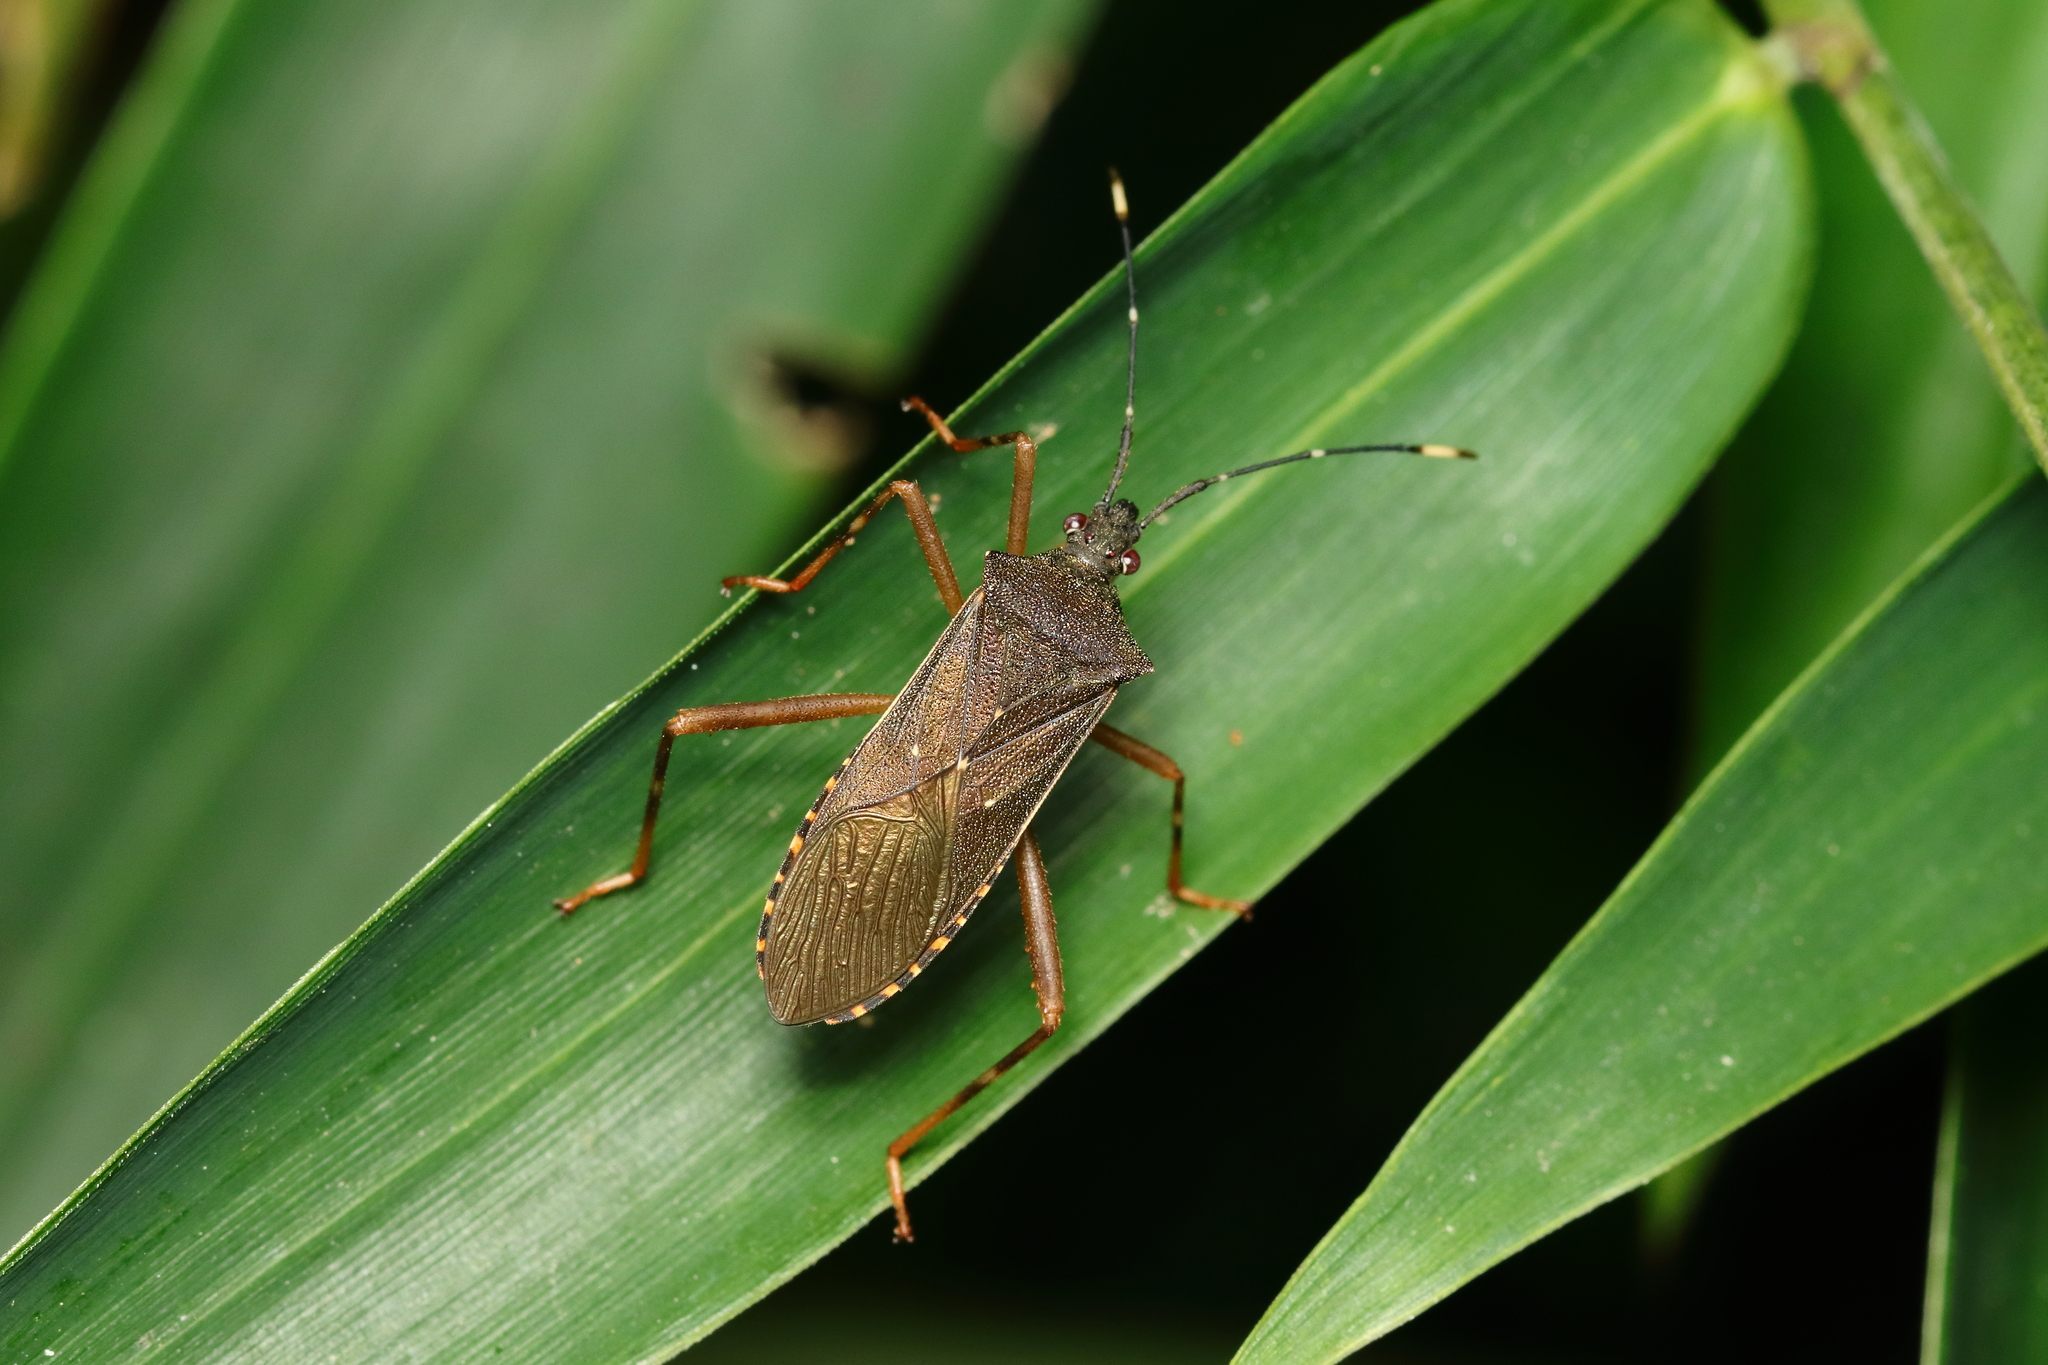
{"left": 899, "top": 396, "right": 1038, "bottom": 556}
{"left": 1089, "top": 722, "right": 1254, "bottom": 916}
{"left": 553, "top": 692, "right": 895, "bottom": 915}
{"left": 885, "top": 829, "right": 1061, "bottom": 1243}
{"left": 722, "top": 479, "right": 964, "bottom": 614}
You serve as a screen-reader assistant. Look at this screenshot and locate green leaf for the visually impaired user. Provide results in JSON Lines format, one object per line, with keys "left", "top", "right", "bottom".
{"left": 0, "top": 0, "right": 1094, "bottom": 1238}
{"left": 1237, "top": 475, "right": 2048, "bottom": 1365}
{"left": 0, "top": 0, "right": 1806, "bottom": 1357}
{"left": 1759, "top": 0, "right": 2048, "bottom": 476}
{"left": 1653, "top": 0, "right": 2048, "bottom": 1257}
{"left": 1699, "top": 0, "right": 2048, "bottom": 770}
{"left": 1924, "top": 955, "right": 2048, "bottom": 1364}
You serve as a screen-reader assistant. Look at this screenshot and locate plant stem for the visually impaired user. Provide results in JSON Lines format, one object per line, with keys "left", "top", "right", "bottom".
{"left": 1762, "top": 0, "right": 2048, "bottom": 473}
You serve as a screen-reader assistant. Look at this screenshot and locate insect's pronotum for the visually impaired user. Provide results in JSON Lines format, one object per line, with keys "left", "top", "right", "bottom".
{"left": 554, "top": 173, "right": 1473, "bottom": 1241}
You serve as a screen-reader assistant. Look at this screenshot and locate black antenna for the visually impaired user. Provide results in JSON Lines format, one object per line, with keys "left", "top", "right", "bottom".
{"left": 1101, "top": 169, "right": 1138, "bottom": 508}
{"left": 1142, "top": 440, "right": 1476, "bottom": 527}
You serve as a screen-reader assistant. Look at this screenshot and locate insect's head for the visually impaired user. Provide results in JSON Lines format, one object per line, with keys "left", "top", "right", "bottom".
{"left": 1055, "top": 169, "right": 1148, "bottom": 582}
{"left": 1059, "top": 498, "right": 1144, "bottom": 578}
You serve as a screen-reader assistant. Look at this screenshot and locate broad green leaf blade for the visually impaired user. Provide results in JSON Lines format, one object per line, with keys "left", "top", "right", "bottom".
{"left": 0, "top": 0, "right": 1094, "bottom": 1239}
{"left": 1923, "top": 956, "right": 2048, "bottom": 1364}
{"left": 1698, "top": 0, "right": 2048, "bottom": 769}
{"left": 1650, "top": 0, "right": 2048, "bottom": 1253}
{"left": 1238, "top": 476, "right": 2048, "bottom": 1365}
{"left": 0, "top": 0, "right": 1806, "bottom": 1358}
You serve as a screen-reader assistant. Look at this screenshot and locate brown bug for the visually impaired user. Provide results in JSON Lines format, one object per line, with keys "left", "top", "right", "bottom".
{"left": 554, "top": 173, "right": 1473, "bottom": 1241}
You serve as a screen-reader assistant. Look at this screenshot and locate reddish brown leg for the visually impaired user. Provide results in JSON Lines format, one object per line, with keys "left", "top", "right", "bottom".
{"left": 723, "top": 480, "right": 964, "bottom": 615}
{"left": 900, "top": 395, "right": 1038, "bottom": 556}
{"left": 722, "top": 399, "right": 1037, "bottom": 613}
{"left": 886, "top": 829, "right": 1060, "bottom": 1242}
{"left": 553, "top": 692, "right": 895, "bottom": 915}
{"left": 1090, "top": 722, "right": 1253, "bottom": 916}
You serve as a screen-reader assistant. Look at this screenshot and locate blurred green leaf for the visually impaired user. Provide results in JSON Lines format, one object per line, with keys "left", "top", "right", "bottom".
{"left": 1240, "top": 473, "right": 2048, "bottom": 1365}
{"left": 0, "top": 0, "right": 1806, "bottom": 1357}
{"left": 1923, "top": 955, "right": 2048, "bottom": 1364}
{"left": 0, "top": 0, "right": 1095, "bottom": 1239}
{"left": 0, "top": 0, "right": 115, "bottom": 218}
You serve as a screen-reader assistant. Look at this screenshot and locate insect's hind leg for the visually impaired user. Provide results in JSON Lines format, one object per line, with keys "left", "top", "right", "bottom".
{"left": 1089, "top": 722, "right": 1253, "bottom": 917}
{"left": 553, "top": 692, "right": 895, "bottom": 915}
{"left": 886, "top": 829, "right": 1061, "bottom": 1242}
{"left": 900, "top": 395, "right": 1038, "bottom": 556}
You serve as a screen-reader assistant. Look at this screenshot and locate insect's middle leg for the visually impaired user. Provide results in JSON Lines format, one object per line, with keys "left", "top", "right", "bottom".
{"left": 553, "top": 692, "right": 895, "bottom": 915}
{"left": 1090, "top": 722, "right": 1254, "bottom": 916}
{"left": 885, "top": 828, "right": 1061, "bottom": 1243}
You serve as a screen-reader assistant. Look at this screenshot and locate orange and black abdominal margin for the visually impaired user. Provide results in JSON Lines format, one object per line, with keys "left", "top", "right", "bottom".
{"left": 756, "top": 754, "right": 1003, "bottom": 1026}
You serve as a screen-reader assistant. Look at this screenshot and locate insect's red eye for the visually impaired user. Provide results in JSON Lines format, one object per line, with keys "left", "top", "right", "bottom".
{"left": 1117, "top": 549, "right": 1141, "bottom": 575}
{"left": 1063, "top": 512, "right": 1088, "bottom": 535}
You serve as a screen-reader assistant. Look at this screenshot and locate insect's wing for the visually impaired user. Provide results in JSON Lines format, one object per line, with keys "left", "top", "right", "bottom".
{"left": 946, "top": 684, "right": 1116, "bottom": 896}
{"left": 762, "top": 685, "right": 1117, "bottom": 1026}
{"left": 762, "top": 768, "right": 959, "bottom": 1025}
{"left": 760, "top": 564, "right": 1139, "bottom": 1026}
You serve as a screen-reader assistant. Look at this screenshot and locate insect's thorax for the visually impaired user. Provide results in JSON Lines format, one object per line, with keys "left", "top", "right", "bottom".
{"left": 979, "top": 549, "right": 1152, "bottom": 686}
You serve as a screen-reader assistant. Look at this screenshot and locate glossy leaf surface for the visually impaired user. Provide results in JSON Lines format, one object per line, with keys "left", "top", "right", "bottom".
{"left": 0, "top": 0, "right": 1094, "bottom": 1239}
{"left": 1241, "top": 476, "right": 2048, "bottom": 1365}
{"left": 0, "top": 0, "right": 1806, "bottom": 1359}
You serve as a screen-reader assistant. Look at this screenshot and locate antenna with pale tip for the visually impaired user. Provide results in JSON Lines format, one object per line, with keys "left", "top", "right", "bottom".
{"left": 1082, "top": 171, "right": 1477, "bottom": 535}
{"left": 1141, "top": 441, "right": 1478, "bottom": 527}
{"left": 1102, "top": 168, "right": 1138, "bottom": 508}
